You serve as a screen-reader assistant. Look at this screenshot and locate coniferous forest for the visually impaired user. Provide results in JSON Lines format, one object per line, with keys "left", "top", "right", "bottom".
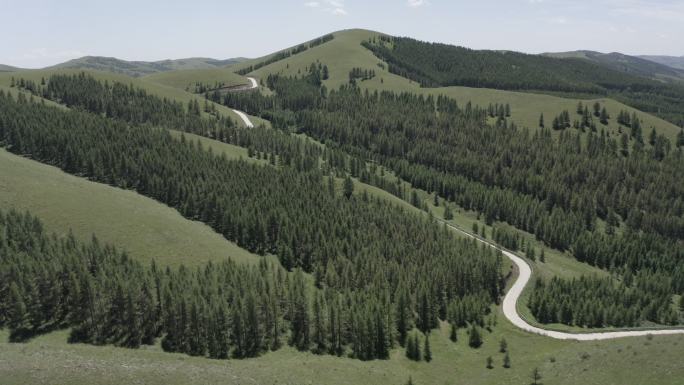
{"left": 0, "top": 89, "right": 504, "bottom": 360}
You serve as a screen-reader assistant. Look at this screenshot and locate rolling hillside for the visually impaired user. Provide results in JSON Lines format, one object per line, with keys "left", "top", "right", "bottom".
{"left": 0, "top": 68, "right": 258, "bottom": 127}
{"left": 48, "top": 55, "right": 246, "bottom": 77}
{"left": 234, "top": 29, "right": 681, "bottom": 141}
{"left": 2, "top": 27, "right": 683, "bottom": 385}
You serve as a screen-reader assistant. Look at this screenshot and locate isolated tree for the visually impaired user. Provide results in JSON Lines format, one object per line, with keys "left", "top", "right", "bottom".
{"left": 539, "top": 113, "right": 544, "bottom": 128}
{"left": 576, "top": 101, "right": 584, "bottom": 114}
{"left": 539, "top": 248, "right": 546, "bottom": 263}
{"left": 600, "top": 107, "right": 609, "bottom": 125}
{"left": 343, "top": 176, "right": 354, "bottom": 199}
{"left": 486, "top": 355, "right": 493, "bottom": 369}
{"left": 499, "top": 337, "right": 508, "bottom": 353}
{"left": 423, "top": 333, "right": 432, "bottom": 362}
{"left": 444, "top": 204, "right": 453, "bottom": 220}
{"left": 472, "top": 222, "right": 479, "bottom": 235}
{"left": 503, "top": 351, "right": 511, "bottom": 368}
{"left": 449, "top": 322, "right": 458, "bottom": 342}
{"left": 593, "top": 102, "right": 601, "bottom": 117}
{"left": 468, "top": 324, "right": 482, "bottom": 348}
{"left": 531, "top": 367, "right": 542, "bottom": 385}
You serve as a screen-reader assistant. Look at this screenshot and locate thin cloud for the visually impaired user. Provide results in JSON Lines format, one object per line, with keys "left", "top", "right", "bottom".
{"left": 407, "top": 0, "right": 428, "bottom": 7}
{"left": 305, "top": 0, "right": 347, "bottom": 16}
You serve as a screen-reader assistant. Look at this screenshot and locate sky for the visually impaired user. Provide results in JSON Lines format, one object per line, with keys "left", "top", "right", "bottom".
{"left": 2, "top": 0, "right": 683, "bottom": 68}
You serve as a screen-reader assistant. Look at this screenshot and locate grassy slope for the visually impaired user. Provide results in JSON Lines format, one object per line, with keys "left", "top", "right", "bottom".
{"left": 2, "top": 314, "right": 682, "bottom": 385}
{"left": 143, "top": 68, "right": 249, "bottom": 92}
{"left": 0, "top": 68, "right": 256, "bottom": 128}
{"left": 240, "top": 29, "right": 681, "bottom": 142}
{"left": 0, "top": 148, "right": 259, "bottom": 268}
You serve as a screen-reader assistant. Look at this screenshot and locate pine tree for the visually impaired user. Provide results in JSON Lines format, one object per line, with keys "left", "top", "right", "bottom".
{"left": 503, "top": 351, "right": 511, "bottom": 368}
{"left": 468, "top": 324, "right": 482, "bottom": 348}
{"left": 423, "top": 333, "right": 432, "bottom": 362}
{"left": 677, "top": 129, "right": 684, "bottom": 148}
{"left": 343, "top": 176, "right": 354, "bottom": 199}
{"left": 600, "top": 107, "right": 609, "bottom": 125}
{"left": 539, "top": 113, "right": 544, "bottom": 128}
{"left": 449, "top": 322, "right": 458, "bottom": 342}
{"left": 539, "top": 248, "right": 546, "bottom": 263}
{"left": 499, "top": 337, "right": 507, "bottom": 353}
{"left": 593, "top": 102, "right": 601, "bottom": 117}
{"left": 444, "top": 204, "right": 453, "bottom": 220}
{"left": 486, "top": 356, "right": 493, "bottom": 369}
{"left": 531, "top": 367, "right": 542, "bottom": 385}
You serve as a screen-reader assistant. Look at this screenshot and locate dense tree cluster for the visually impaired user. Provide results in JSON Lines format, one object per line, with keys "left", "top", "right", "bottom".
{"left": 0, "top": 91, "right": 504, "bottom": 359}
{"left": 529, "top": 276, "right": 681, "bottom": 327}
{"left": 361, "top": 37, "right": 684, "bottom": 126}
{"left": 349, "top": 67, "right": 376, "bottom": 83}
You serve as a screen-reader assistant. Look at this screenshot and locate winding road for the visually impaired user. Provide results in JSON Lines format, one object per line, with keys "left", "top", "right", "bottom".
{"left": 231, "top": 77, "right": 258, "bottom": 128}
{"left": 232, "top": 74, "right": 684, "bottom": 341}
{"left": 440, "top": 220, "right": 684, "bottom": 340}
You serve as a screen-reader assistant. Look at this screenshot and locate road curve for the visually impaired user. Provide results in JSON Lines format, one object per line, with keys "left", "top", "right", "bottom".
{"left": 234, "top": 73, "right": 684, "bottom": 340}
{"left": 231, "top": 77, "right": 258, "bottom": 128}
{"left": 440, "top": 220, "right": 684, "bottom": 340}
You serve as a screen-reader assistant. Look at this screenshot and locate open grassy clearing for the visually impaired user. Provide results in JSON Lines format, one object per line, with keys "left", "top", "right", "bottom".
{"left": 143, "top": 68, "right": 249, "bottom": 92}
{"left": 0, "top": 68, "right": 258, "bottom": 128}
{"left": 2, "top": 307, "right": 682, "bottom": 385}
{"left": 0, "top": 148, "right": 259, "bottom": 268}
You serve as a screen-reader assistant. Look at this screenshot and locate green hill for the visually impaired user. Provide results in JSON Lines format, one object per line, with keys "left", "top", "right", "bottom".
{"left": 359, "top": 35, "right": 684, "bottom": 126}
{"left": 234, "top": 29, "right": 681, "bottom": 141}
{"left": 48, "top": 56, "right": 247, "bottom": 77}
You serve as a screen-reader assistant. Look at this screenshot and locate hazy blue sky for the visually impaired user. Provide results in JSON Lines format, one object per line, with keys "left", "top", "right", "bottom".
{"left": 2, "top": 0, "right": 683, "bottom": 68}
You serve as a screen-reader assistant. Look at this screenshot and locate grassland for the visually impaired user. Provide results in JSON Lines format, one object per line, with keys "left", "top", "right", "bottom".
{"left": 143, "top": 68, "right": 249, "bottom": 92}
{"left": 2, "top": 306, "right": 682, "bottom": 385}
{"left": 237, "top": 29, "right": 681, "bottom": 142}
{"left": 0, "top": 148, "right": 259, "bottom": 267}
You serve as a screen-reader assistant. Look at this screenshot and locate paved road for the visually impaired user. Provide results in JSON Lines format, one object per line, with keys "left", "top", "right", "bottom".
{"left": 231, "top": 77, "right": 258, "bottom": 128}
{"left": 440, "top": 220, "right": 684, "bottom": 340}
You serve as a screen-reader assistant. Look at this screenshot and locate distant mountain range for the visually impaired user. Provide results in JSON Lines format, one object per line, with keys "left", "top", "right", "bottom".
{"left": 543, "top": 51, "right": 684, "bottom": 83}
{"left": 638, "top": 55, "right": 684, "bottom": 71}
{"left": 0, "top": 64, "right": 20, "bottom": 72}
{"left": 0, "top": 56, "right": 248, "bottom": 77}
